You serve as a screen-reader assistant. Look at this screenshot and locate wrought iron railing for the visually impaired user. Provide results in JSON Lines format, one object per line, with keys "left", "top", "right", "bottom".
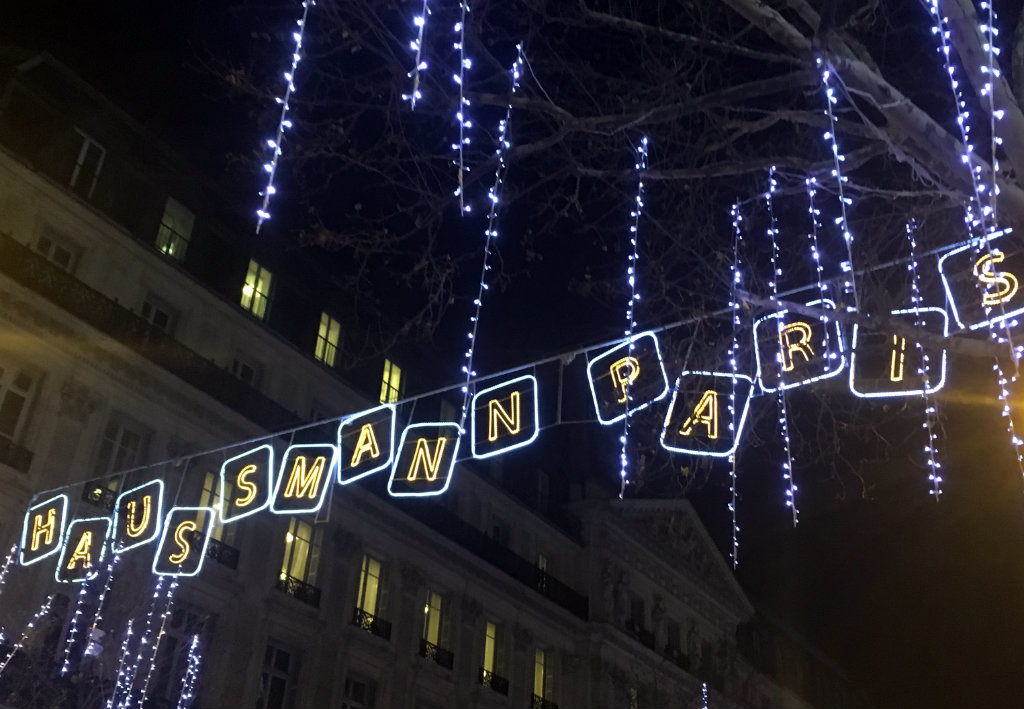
{"left": 478, "top": 668, "right": 509, "bottom": 696}
{"left": 275, "top": 574, "right": 321, "bottom": 608}
{"left": 419, "top": 638, "right": 454, "bottom": 669}
{"left": 531, "top": 694, "right": 558, "bottom": 709}
{"left": 81, "top": 484, "right": 117, "bottom": 512}
{"left": 204, "top": 536, "right": 240, "bottom": 569}
{"left": 352, "top": 607, "right": 392, "bottom": 641}
{"left": 0, "top": 434, "right": 32, "bottom": 473}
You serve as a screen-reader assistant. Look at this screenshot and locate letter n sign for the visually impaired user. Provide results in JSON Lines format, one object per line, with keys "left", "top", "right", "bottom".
{"left": 270, "top": 444, "right": 338, "bottom": 515}
{"left": 388, "top": 422, "right": 460, "bottom": 497}
{"left": 754, "top": 299, "right": 845, "bottom": 392}
{"left": 471, "top": 375, "right": 539, "bottom": 459}
{"left": 587, "top": 331, "right": 669, "bottom": 424}
{"left": 661, "top": 372, "right": 753, "bottom": 457}
{"left": 338, "top": 404, "right": 396, "bottom": 485}
{"left": 20, "top": 494, "right": 68, "bottom": 566}
{"left": 56, "top": 517, "right": 111, "bottom": 583}
{"left": 112, "top": 479, "right": 164, "bottom": 553}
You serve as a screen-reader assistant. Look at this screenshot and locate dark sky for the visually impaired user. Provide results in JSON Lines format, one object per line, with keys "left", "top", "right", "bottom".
{"left": 5, "top": 3, "right": 1024, "bottom": 707}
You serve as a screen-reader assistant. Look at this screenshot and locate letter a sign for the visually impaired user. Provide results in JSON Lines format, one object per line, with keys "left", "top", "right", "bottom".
{"left": 56, "top": 517, "right": 112, "bottom": 583}
{"left": 338, "top": 404, "right": 396, "bottom": 485}
{"left": 661, "top": 372, "right": 753, "bottom": 457}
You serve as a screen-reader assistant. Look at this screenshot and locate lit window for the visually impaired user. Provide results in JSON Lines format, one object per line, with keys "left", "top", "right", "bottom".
{"left": 241, "top": 259, "right": 273, "bottom": 319}
{"left": 534, "top": 648, "right": 554, "bottom": 702}
{"left": 69, "top": 130, "right": 105, "bottom": 200}
{"left": 483, "top": 621, "right": 505, "bottom": 675}
{"left": 315, "top": 313, "right": 341, "bottom": 366}
{"left": 155, "top": 197, "right": 195, "bottom": 261}
{"left": 421, "top": 590, "right": 450, "bottom": 649}
{"left": 357, "top": 554, "right": 388, "bottom": 617}
{"left": 0, "top": 365, "right": 37, "bottom": 443}
{"left": 379, "top": 359, "right": 403, "bottom": 404}
{"left": 198, "top": 472, "right": 234, "bottom": 544}
{"left": 279, "top": 518, "right": 322, "bottom": 586}
{"left": 35, "top": 227, "right": 79, "bottom": 272}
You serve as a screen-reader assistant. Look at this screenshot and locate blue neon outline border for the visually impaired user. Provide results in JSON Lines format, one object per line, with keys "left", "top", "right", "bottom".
{"left": 269, "top": 443, "right": 340, "bottom": 515}
{"left": 220, "top": 444, "right": 275, "bottom": 523}
{"left": 470, "top": 375, "right": 540, "bottom": 459}
{"left": 387, "top": 422, "right": 461, "bottom": 497}
{"left": 937, "top": 228, "right": 1018, "bottom": 330}
{"left": 152, "top": 506, "right": 216, "bottom": 577}
{"left": 849, "top": 307, "right": 949, "bottom": 398}
{"left": 337, "top": 404, "right": 396, "bottom": 485}
{"left": 112, "top": 479, "right": 165, "bottom": 553}
{"left": 586, "top": 331, "right": 670, "bottom": 425}
{"left": 753, "top": 299, "right": 847, "bottom": 393}
{"left": 55, "top": 516, "right": 112, "bottom": 584}
{"left": 19, "top": 494, "right": 69, "bottom": 566}
{"left": 659, "top": 371, "right": 754, "bottom": 458}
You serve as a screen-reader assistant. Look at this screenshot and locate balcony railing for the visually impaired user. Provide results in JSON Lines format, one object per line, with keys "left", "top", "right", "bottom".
{"left": 0, "top": 434, "right": 32, "bottom": 473}
{"left": 275, "top": 574, "right": 321, "bottom": 608}
{"left": 478, "top": 668, "right": 509, "bottom": 696}
{"left": 531, "top": 694, "right": 558, "bottom": 709}
{"left": 418, "top": 638, "right": 454, "bottom": 669}
{"left": 81, "top": 485, "right": 117, "bottom": 512}
{"left": 662, "top": 645, "right": 690, "bottom": 671}
{"left": 352, "top": 607, "right": 392, "bottom": 641}
{"left": 204, "top": 536, "right": 240, "bottom": 569}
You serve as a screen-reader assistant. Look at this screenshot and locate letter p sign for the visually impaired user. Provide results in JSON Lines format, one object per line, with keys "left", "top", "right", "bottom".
{"left": 587, "top": 332, "right": 669, "bottom": 425}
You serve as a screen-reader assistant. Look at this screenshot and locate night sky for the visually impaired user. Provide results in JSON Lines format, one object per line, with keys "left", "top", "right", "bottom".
{"left": 5, "top": 2, "right": 1024, "bottom": 707}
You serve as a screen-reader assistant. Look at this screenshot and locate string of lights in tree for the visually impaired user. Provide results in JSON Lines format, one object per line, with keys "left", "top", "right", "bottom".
{"left": 618, "top": 136, "right": 649, "bottom": 500}
{"left": 0, "top": 594, "right": 54, "bottom": 677}
{"left": 702, "top": 681, "right": 709, "bottom": 709}
{"left": 60, "top": 566, "right": 100, "bottom": 675}
{"left": 905, "top": 219, "right": 944, "bottom": 498}
{"left": 137, "top": 578, "right": 179, "bottom": 708}
{"left": 176, "top": 634, "right": 203, "bottom": 709}
{"left": 401, "top": 0, "right": 431, "bottom": 109}
{"left": 450, "top": 0, "right": 473, "bottom": 213}
{"left": 114, "top": 575, "right": 165, "bottom": 709}
{"left": 255, "top": 0, "right": 314, "bottom": 233}
{"left": 765, "top": 166, "right": 799, "bottom": 525}
{"left": 107, "top": 619, "right": 135, "bottom": 709}
{"left": 979, "top": 0, "right": 1003, "bottom": 227}
{"left": 0, "top": 543, "right": 15, "bottom": 598}
{"left": 804, "top": 176, "right": 834, "bottom": 356}
{"left": 457, "top": 45, "right": 524, "bottom": 432}
{"left": 727, "top": 202, "right": 744, "bottom": 568}
{"left": 816, "top": 58, "right": 859, "bottom": 311}
{"left": 84, "top": 553, "right": 120, "bottom": 662}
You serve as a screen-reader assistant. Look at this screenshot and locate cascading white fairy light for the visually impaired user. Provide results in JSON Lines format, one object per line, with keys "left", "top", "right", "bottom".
{"left": 450, "top": 0, "right": 473, "bottom": 213}
{"left": 816, "top": 58, "right": 859, "bottom": 311}
{"left": 84, "top": 553, "right": 120, "bottom": 662}
{"left": 60, "top": 567, "right": 98, "bottom": 675}
{"left": 905, "top": 220, "right": 944, "bottom": 499}
{"left": 401, "top": 0, "right": 431, "bottom": 109}
{"left": 255, "top": 0, "right": 314, "bottom": 233}
{"left": 137, "top": 578, "right": 179, "bottom": 708}
{"left": 804, "top": 176, "right": 834, "bottom": 357}
{"left": 727, "top": 202, "right": 744, "bottom": 567}
{"left": 107, "top": 620, "right": 135, "bottom": 709}
{"left": 457, "top": 45, "right": 524, "bottom": 432}
{"left": 0, "top": 594, "right": 54, "bottom": 677}
{"left": 702, "top": 681, "right": 709, "bottom": 709}
{"left": 176, "top": 634, "right": 203, "bottom": 709}
{"left": 618, "top": 136, "right": 649, "bottom": 500}
{"left": 979, "top": 0, "right": 1003, "bottom": 227}
{"left": 765, "top": 166, "right": 800, "bottom": 525}
{"left": 115, "top": 575, "right": 165, "bottom": 709}
{"left": 0, "top": 544, "right": 16, "bottom": 598}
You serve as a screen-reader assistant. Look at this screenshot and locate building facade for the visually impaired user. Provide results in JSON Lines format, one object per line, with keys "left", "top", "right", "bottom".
{"left": 0, "top": 54, "right": 862, "bottom": 708}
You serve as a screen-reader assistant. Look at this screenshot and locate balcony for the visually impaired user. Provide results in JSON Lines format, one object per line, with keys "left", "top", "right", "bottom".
{"left": 662, "top": 645, "right": 690, "bottom": 671}
{"left": 352, "top": 607, "right": 392, "bottom": 641}
{"left": 478, "top": 668, "right": 509, "bottom": 696}
{"left": 81, "top": 484, "right": 117, "bottom": 512}
{"left": 275, "top": 574, "right": 321, "bottom": 608}
{"left": 418, "top": 638, "right": 454, "bottom": 669}
{"left": 0, "top": 434, "right": 32, "bottom": 473}
{"left": 204, "top": 536, "right": 240, "bottom": 570}
{"left": 531, "top": 695, "right": 558, "bottom": 709}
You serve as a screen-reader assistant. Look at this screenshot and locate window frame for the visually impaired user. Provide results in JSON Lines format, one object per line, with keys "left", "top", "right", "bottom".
{"left": 379, "top": 359, "right": 403, "bottom": 404}
{"left": 154, "top": 196, "right": 194, "bottom": 262}
{"left": 314, "top": 312, "right": 341, "bottom": 367}
{"left": 69, "top": 129, "right": 105, "bottom": 200}
{"left": 356, "top": 553, "right": 388, "bottom": 618}
{"left": 0, "top": 364, "right": 40, "bottom": 444}
{"left": 279, "top": 517, "right": 323, "bottom": 587}
{"left": 241, "top": 259, "right": 273, "bottom": 320}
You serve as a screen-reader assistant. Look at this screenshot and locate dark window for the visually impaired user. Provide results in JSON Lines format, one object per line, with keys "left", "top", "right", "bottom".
{"left": 69, "top": 130, "right": 105, "bottom": 200}
{"left": 342, "top": 676, "right": 377, "bottom": 709}
{"left": 258, "top": 643, "right": 296, "bottom": 709}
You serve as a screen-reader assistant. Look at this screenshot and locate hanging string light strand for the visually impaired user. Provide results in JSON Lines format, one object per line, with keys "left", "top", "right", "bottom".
{"left": 255, "top": 0, "right": 314, "bottom": 233}
{"left": 451, "top": 0, "right": 473, "bottom": 213}
{"left": 114, "top": 575, "right": 165, "bottom": 709}
{"left": 402, "top": 0, "right": 431, "bottom": 109}
{"left": 765, "top": 167, "right": 800, "bottom": 525}
{"left": 84, "top": 554, "right": 121, "bottom": 661}
{"left": 137, "top": 578, "right": 179, "bottom": 708}
{"left": 0, "top": 594, "right": 54, "bottom": 677}
{"left": 107, "top": 620, "right": 135, "bottom": 709}
{"left": 176, "top": 634, "right": 203, "bottom": 709}
{"left": 60, "top": 568, "right": 98, "bottom": 675}
{"left": 457, "top": 45, "right": 525, "bottom": 432}
{"left": 0, "top": 543, "right": 16, "bottom": 598}
{"left": 618, "top": 136, "right": 649, "bottom": 500}
{"left": 728, "top": 202, "right": 744, "bottom": 567}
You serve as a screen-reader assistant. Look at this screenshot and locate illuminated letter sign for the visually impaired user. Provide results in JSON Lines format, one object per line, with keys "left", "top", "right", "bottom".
{"left": 387, "top": 422, "right": 460, "bottom": 497}
{"left": 220, "top": 445, "right": 274, "bottom": 523}
{"left": 20, "top": 494, "right": 69, "bottom": 566}
{"left": 270, "top": 444, "right": 338, "bottom": 515}
{"left": 112, "top": 479, "right": 164, "bottom": 553}
{"left": 153, "top": 507, "right": 215, "bottom": 577}
{"left": 338, "top": 404, "right": 396, "bottom": 485}
{"left": 849, "top": 307, "right": 948, "bottom": 398}
{"left": 586, "top": 332, "right": 669, "bottom": 424}
{"left": 56, "top": 517, "right": 111, "bottom": 583}
{"left": 754, "top": 299, "right": 845, "bottom": 392}
{"left": 661, "top": 372, "right": 753, "bottom": 457}
{"left": 471, "top": 375, "right": 539, "bottom": 459}
{"left": 938, "top": 229, "right": 1024, "bottom": 330}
